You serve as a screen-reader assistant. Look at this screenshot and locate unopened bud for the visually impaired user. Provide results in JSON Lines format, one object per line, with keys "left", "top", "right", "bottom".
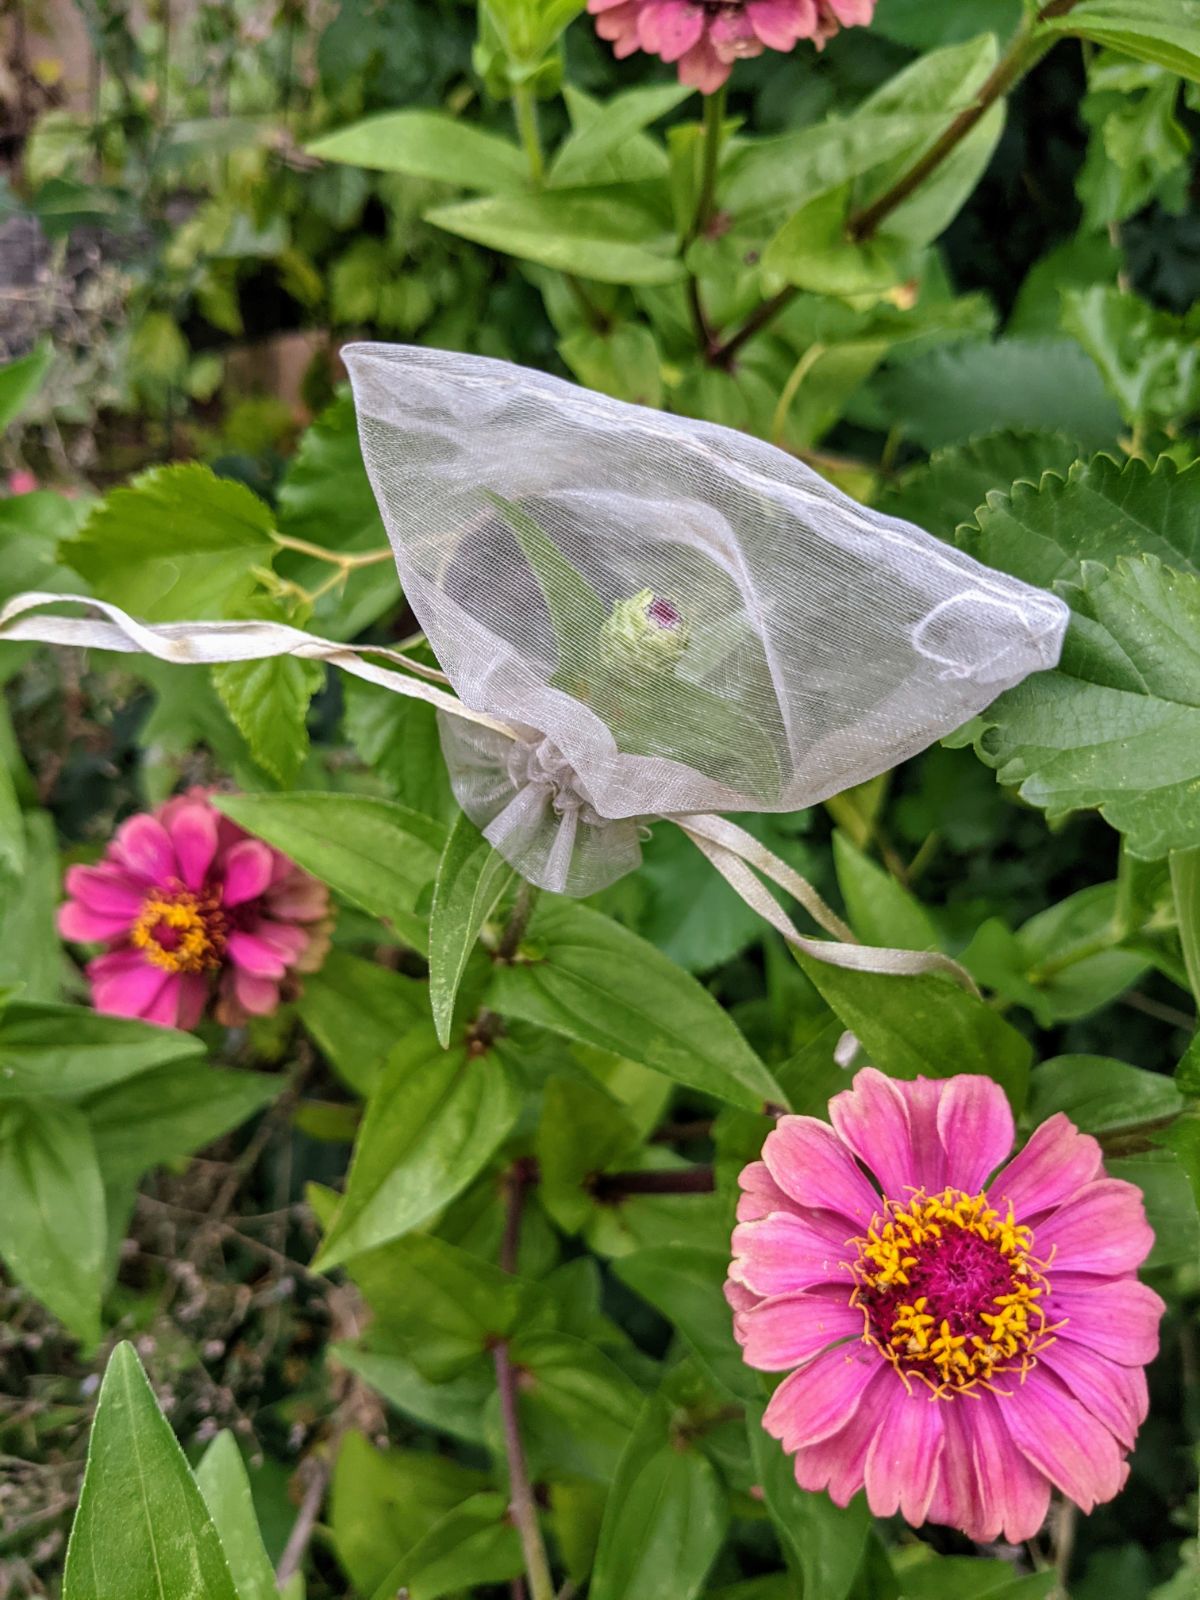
{"left": 599, "top": 588, "right": 690, "bottom": 674}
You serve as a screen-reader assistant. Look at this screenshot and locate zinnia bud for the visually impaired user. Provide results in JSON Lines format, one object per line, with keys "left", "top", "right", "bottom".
{"left": 599, "top": 588, "right": 691, "bottom": 675}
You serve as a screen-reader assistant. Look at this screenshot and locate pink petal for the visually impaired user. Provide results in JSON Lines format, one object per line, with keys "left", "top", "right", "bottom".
{"left": 140, "top": 973, "right": 185, "bottom": 1028}
{"left": 734, "top": 1285, "right": 862, "bottom": 1371}
{"left": 638, "top": 0, "right": 704, "bottom": 60}
{"left": 220, "top": 839, "right": 275, "bottom": 907}
{"left": 225, "top": 929, "right": 289, "bottom": 980}
{"left": 588, "top": 0, "right": 631, "bottom": 12}
{"left": 864, "top": 1380, "right": 944, "bottom": 1525}
{"left": 990, "top": 1113, "right": 1103, "bottom": 1220}
{"left": 762, "top": 1116, "right": 881, "bottom": 1229}
{"left": 677, "top": 35, "right": 732, "bottom": 92}
{"left": 736, "top": 1159, "right": 801, "bottom": 1223}
{"left": 58, "top": 901, "right": 134, "bottom": 943}
{"left": 791, "top": 1364, "right": 895, "bottom": 1503}
{"left": 763, "top": 1341, "right": 878, "bottom": 1451}
{"left": 1043, "top": 1275, "right": 1164, "bottom": 1366}
{"left": 1003, "top": 1368, "right": 1125, "bottom": 1511}
{"left": 748, "top": 0, "right": 817, "bottom": 45}
{"left": 1036, "top": 1178, "right": 1154, "bottom": 1276}
{"left": 724, "top": 1277, "right": 758, "bottom": 1315}
{"left": 112, "top": 813, "right": 179, "bottom": 884}
{"left": 234, "top": 965, "right": 283, "bottom": 1016}
{"left": 90, "top": 955, "right": 172, "bottom": 1020}
{"left": 730, "top": 1209, "right": 855, "bottom": 1297}
{"left": 935, "top": 1074, "right": 1014, "bottom": 1192}
{"left": 1038, "top": 1338, "right": 1149, "bottom": 1450}
{"left": 248, "top": 918, "right": 309, "bottom": 964}
{"left": 825, "top": 0, "right": 874, "bottom": 21}
{"left": 594, "top": 2, "right": 639, "bottom": 44}
{"left": 64, "top": 864, "right": 143, "bottom": 918}
{"left": 162, "top": 800, "right": 219, "bottom": 891}
{"left": 828, "top": 1068, "right": 920, "bottom": 1197}
{"left": 950, "top": 1391, "right": 1050, "bottom": 1543}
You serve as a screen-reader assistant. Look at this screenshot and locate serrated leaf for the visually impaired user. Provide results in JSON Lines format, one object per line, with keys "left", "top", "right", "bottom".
{"left": 214, "top": 791, "right": 444, "bottom": 949}
{"left": 63, "top": 1344, "right": 240, "bottom": 1600}
{"left": 212, "top": 648, "right": 322, "bottom": 786}
{"left": 61, "top": 464, "right": 276, "bottom": 620}
{"left": 309, "top": 110, "right": 527, "bottom": 192}
{"left": 0, "top": 1100, "right": 105, "bottom": 1345}
{"left": 488, "top": 897, "right": 784, "bottom": 1112}
{"left": 314, "top": 1026, "right": 520, "bottom": 1269}
{"left": 876, "top": 429, "right": 1083, "bottom": 540}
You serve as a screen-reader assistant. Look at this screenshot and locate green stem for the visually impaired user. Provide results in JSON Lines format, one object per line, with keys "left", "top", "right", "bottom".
{"left": 691, "top": 86, "right": 727, "bottom": 245}
{"left": 513, "top": 81, "right": 546, "bottom": 187}
{"left": 707, "top": 7, "right": 1072, "bottom": 368}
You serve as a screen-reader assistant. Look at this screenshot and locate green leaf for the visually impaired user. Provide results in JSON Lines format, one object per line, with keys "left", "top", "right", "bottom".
{"left": 85, "top": 1062, "right": 280, "bottom": 1189}
{"left": 214, "top": 792, "right": 443, "bottom": 949}
{"left": 484, "top": 491, "right": 607, "bottom": 674}
{"left": 212, "top": 615, "right": 323, "bottom": 786}
{"left": 589, "top": 1393, "right": 728, "bottom": 1600}
{"left": 875, "top": 429, "right": 1083, "bottom": 541}
{"left": 549, "top": 83, "right": 691, "bottom": 187}
{"left": 1171, "top": 845, "right": 1200, "bottom": 1002}
{"left": 314, "top": 1026, "right": 521, "bottom": 1269}
{"left": 1029, "top": 1054, "right": 1184, "bottom": 1133}
{"left": 195, "top": 1433, "right": 278, "bottom": 1600}
{"left": 1040, "top": 0, "right": 1200, "bottom": 83}
{"left": 559, "top": 323, "right": 664, "bottom": 408}
{"left": 0, "top": 340, "right": 54, "bottom": 429}
{"left": 367, "top": 1491, "right": 522, "bottom": 1600}
{"left": 331, "top": 1434, "right": 488, "bottom": 1599}
{"left": 0, "top": 487, "right": 89, "bottom": 613}
{"left": 0, "top": 810, "right": 62, "bottom": 1000}
{"left": 793, "top": 954, "right": 1032, "bottom": 1110}
{"left": 429, "top": 818, "right": 514, "bottom": 1048}
{"left": 505, "top": 1330, "right": 643, "bottom": 1482}
{"left": 614, "top": 1247, "right": 756, "bottom": 1402}
{"left": 536, "top": 1073, "right": 639, "bottom": 1233}
{"left": 297, "top": 949, "right": 427, "bottom": 1095}
{"left": 832, "top": 832, "right": 941, "bottom": 952}
{"left": 764, "top": 187, "right": 921, "bottom": 296}
{"left": 341, "top": 1231, "right": 525, "bottom": 1379}
{"left": 63, "top": 1343, "right": 239, "bottom": 1600}
{"left": 332, "top": 1338, "right": 493, "bottom": 1445}
{"left": 893, "top": 1548, "right": 1057, "bottom": 1599}
{"left": 342, "top": 676, "right": 455, "bottom": 820}
{"left": 0, "top": 1100, "right": 105, "bottom": 1345}
{"left": 872, "top": 0, "right": 1021, "bottom": 46}
{"left": 748, "top": 1406, "right": 870, "bottom": 1600}
{"left": 1060, "top": 286, "right": 1199, "bottom": 428}
{"left": 873, "top": 338, "right": 1122, "bottom": 450}
{"left": 1108, "top": 1149, "right": 1200, "bottom": 1268}
{"left": 61, "top": 465, "right": 277, "bottom": 621}
{"left": 426, "top": 190, "right": 685, "bottom": 286}
{"left": 308, "top": 110, "right": 527, "bottom": 191}
{"left": 0, "top": 1001, "right": 203, "bottom": 1099}
{"left": 969, "top": 555, "right": 1200, "bottom": 857}
{"left": 488, "top": 897, "right": 784, "bottom": 1111}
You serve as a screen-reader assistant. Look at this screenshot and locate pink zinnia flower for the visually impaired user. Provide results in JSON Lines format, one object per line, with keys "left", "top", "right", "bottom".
{"left": 728, "top": 1069, "right": 1163, "bottom": 1541}
{"left": 588, "top": 0, "right": 876, "bottom": 94}
{"left": 59, "top": 790, "right": 332, "bottom": 1029}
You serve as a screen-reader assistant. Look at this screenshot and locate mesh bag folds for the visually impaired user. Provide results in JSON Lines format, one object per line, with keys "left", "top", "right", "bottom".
{"left": 346, "top": 343, "right": 1069, "bottom": 895}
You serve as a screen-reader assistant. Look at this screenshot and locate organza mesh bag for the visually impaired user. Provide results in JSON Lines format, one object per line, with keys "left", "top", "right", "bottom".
{"left": 345, "top": 343, "right": 1068, "bottom": 896}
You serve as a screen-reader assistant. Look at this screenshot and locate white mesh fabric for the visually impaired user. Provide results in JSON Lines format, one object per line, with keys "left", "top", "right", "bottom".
{"left": 345, "top": 343, "right": 1069, "bottom": 896}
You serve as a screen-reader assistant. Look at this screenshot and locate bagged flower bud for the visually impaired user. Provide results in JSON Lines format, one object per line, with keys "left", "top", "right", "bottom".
{"left": 345, "top": 343, "right": 1067, "bottom": 895}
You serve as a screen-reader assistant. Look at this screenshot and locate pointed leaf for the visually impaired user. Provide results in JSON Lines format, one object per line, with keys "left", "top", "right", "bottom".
{"left": 429, "top": 811, "right": 514, "bottom": 1047}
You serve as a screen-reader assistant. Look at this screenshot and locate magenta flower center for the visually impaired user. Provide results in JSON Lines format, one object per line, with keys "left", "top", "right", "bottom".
{"left": 645, "top": 595, "right": 683, "bottom": 629}
{"left": 130, "top": 885, "right": 227, "bottom": 974}
{"left": 849, "top": 1187, "right": 1057, "bottom": 1394}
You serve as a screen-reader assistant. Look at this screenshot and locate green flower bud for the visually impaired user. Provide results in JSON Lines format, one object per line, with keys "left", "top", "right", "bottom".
{"left": 599, "top": 588, "right": 690, "bottom": 675}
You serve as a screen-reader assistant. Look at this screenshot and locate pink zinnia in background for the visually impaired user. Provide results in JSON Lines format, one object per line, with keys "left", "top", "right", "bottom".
{"left": 728, "top": 1068, "right": 1163, "bottom": 1541}
{"left": 59, "top": 789, "right": 332, "bottom": 1029}
{"left": 588, "top": 0, "right": 876, "bottom": 94}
